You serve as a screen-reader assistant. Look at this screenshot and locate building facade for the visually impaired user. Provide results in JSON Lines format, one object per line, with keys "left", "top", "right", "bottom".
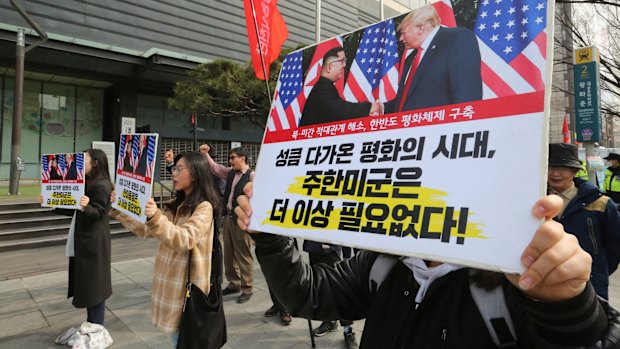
{"left": 0, "top": 0, "right": 416, "bottom": 180}
{"left": 0, "top": 0, "right": 587, "bottom": 180}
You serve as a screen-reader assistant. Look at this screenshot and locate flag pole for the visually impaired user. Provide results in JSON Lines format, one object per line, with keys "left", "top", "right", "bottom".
{"left": 315, "top": 0, "right": 321, "bottom": 43}
{"left": 249, "top": 0, "right": 272, "bottom": 102}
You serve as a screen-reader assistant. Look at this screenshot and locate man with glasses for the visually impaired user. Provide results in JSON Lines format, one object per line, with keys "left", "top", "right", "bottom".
{"left": 384, "top": 5, "right": 482, "bottom": 114}
{"left": 547, "top": 143, "right": 620, "bottom": 299}
{"left": 299, "top": 47, "right": 383, "bottom": 127}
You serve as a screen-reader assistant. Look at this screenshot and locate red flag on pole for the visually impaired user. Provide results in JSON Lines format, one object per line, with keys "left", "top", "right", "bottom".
{"left": 244, "top": 0, "right": 289, "bottom": 81}
{"left": 562, "top": 115, "right": 570, "bottom": 144}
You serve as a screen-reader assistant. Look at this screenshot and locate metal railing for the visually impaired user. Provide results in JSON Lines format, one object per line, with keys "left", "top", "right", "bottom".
{"left": 154, "top": 179, "right": 175, "bottom": 209}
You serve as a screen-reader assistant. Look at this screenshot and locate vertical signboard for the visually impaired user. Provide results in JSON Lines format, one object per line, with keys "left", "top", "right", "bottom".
{"left": 573, "top": 46, "right": 601, "bottom": 142}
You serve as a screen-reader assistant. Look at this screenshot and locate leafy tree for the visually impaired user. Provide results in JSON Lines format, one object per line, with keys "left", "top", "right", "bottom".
{"left": 554, "top": 3, "right": 620, "bottom": 119}
{"left": 169, "top": 48, "right": 299, "bottom": 129}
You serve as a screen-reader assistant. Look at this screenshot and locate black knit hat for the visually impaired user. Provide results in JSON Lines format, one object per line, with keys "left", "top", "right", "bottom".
{"left": 548, "top": 143, "right": 581, "bottom": 169}
{"left": 604, "top": 152, "right": 620, "bottom": 161}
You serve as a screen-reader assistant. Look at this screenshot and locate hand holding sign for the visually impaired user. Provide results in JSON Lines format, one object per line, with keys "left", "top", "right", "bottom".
{"left": 505, "top": 195, "right": 591, "bottom": 302}
{"left": 80, "top": 196, "right": 90, "bottom": 210}
{"left": 145, "top": 198, "right": 158, "bottom": 219}
{"left": 235, "top": 182, "right": 255, "bottom": 233}
{"left": 238, "top": 187, "right": 591, "bottom": 303}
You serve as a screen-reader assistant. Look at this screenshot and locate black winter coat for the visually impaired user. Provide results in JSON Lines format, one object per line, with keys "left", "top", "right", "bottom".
{"left": 253, "top": 234, "right": 620, "bottom": 348}
{"left": 551, "top": 179, "right": 620, "bottom": 299}
{"left": 55, "top": 179, "right": 113, "bottom": 308}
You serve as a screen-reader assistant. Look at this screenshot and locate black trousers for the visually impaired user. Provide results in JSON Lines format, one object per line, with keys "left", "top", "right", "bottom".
{"left": 309, "top": 251, "right": 353, "bottom": 327}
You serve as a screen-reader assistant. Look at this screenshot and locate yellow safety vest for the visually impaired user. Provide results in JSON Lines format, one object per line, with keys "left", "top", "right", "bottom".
{"left": 604, "top": 168, "right": 620, "bottom": 193}
{"left": 576, "top": 161, "right": 589, "bottom": 180}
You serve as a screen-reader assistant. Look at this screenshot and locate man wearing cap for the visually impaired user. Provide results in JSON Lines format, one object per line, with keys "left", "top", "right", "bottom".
{"left": 603, "top": 152, "right": 620, "bottom": 204}
{"left": 547, "top": 143, "right": 620, "bottom": 299}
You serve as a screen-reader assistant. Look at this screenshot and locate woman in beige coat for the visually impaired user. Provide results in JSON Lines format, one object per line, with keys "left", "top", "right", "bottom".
{"left": 111, "top": 151, "right": 221, "bottom": 347}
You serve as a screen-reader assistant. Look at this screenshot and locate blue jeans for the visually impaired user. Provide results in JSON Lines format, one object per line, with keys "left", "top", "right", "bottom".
{"left": 171, "top": 332, "right": 178, "bottom": 348}
{"left": 86, "top": 301, "right": 105, "bottom": 325}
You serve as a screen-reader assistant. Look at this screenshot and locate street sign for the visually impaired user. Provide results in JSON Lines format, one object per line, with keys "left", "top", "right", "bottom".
{"left": 573, "top": 46, "right": 601, "bottom": 142}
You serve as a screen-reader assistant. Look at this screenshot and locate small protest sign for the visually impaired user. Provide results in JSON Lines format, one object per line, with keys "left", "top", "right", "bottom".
{"left": 112, "top": 133, "right": 159, "bottom": 223}
{"left": 41, "top": 153, "right": 85, "bottom": 209}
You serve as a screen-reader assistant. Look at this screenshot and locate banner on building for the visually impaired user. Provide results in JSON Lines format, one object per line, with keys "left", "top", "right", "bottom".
{"left": 249, "top": 0, "right": 553, "bottom": 273}
{"left": 112, "top": 133, "right": 159, "bottom": 223}
{"left": 41, "top": 153, "right": 86, "bottom": 209}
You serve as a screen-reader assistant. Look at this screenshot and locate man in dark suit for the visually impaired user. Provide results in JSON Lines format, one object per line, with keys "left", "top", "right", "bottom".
{"left": 385, "top": 5, "right": 482, "bottom": 114}
{"left": 299, "top": 48, "right": 382, "bottom": 127}
{"left": 65, "top": 154, "right": 78, "bottom": 180}
{"left": 135, "top": 135, "right": 149, "bottom": 177}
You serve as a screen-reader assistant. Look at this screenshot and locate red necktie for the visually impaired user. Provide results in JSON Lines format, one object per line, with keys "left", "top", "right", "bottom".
{"left": 398, "top": 47, "right": 423, "bottom": 112}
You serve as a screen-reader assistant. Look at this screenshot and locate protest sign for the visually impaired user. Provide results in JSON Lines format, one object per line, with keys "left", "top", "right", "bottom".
{"left": 112, "top": 134, "right": 159, "bottom": 223}
{"left": 249, "top": 0, "right": 553, "bottom": 273}
{"left": 41, "top": 153, "right": 85, "bottom": 209}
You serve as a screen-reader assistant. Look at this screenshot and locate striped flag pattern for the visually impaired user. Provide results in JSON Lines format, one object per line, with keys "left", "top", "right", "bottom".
{"left": 57, "top": 154, "right": 67, "bottom": 178}
{"left": 343, "top": 19, "right": 400, "bottom": 104}
{"left": 76, "top": 153, "right": 84, "bottom": 180}
{"left": 474, "top": 0, "right": 547, "bottom": 99}
{"left": 41, "top": 155, "right": 50, "bottom": 180}
{"left": 130, "top": 135, "right": 140, "bottom": 172}
{"left": 145, "top": 135, "right": 156, "bottom": 179}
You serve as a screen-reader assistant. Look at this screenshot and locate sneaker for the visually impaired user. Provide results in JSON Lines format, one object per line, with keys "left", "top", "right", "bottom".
{"left": 312, "top": 321, "right": 338, "bottom": 337}
{"left": 344, "top": 330, "right": 359, "bottom": 349}
{"left": 54, "top": 326, "right": 79, "bottom": 345}
{"left": 264, "top": 305, "right": 278, "bottom": 317}
{"left": 237, "top": 292, "right": 252, "bottom": 303}
{"left": 222, "top": 287, "right": 241, "bottom": 296}
{"left": 280, "top": 312, "right": 292, "bottom": 326}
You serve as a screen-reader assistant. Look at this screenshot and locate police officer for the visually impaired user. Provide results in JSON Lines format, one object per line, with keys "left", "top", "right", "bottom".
{"left": 603, "top": 152, "right": 620, "bottom": 204}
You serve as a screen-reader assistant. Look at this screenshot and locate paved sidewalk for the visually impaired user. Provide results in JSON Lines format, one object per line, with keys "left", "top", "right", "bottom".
{"left": 2, "top": 242, "right": 620, "bottom": 349}
{"left": 0, "top": 243, "right": 364, "bottom": 349}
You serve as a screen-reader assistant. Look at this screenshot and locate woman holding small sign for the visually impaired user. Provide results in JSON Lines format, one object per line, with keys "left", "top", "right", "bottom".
{"left": 42, "top": 149, "right": 114, "bottom": 347}
{"left": 111, "top": 151, "right": 224, "bottom": 348}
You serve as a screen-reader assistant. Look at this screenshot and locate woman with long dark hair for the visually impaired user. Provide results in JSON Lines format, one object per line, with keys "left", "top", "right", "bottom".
{"left": 44, "top": 149, "right": 114, "bottom": 346}
{"left": 111, "top": 151, "right": 222, "bottom": 347}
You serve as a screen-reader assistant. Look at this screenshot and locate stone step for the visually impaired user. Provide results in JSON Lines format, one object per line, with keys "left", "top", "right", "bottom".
{"left": 0, "top": 220, "right": 124, "bottom": 241}
{"left": 0, "top": 227, "right": 132, "bottom": 252}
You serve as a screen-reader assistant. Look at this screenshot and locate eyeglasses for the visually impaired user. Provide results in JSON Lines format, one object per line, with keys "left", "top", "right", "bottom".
{"left": 548, "top": 166, "right": 575, "bottom": 174}
{"left": 229, "top": 155, "right": 239, "bottom": 161}
{"left": 328, "top": 57, "right": 346, "bottom": 67}
{"left": 171, "top": 165, "right": 187, "bottom": 174}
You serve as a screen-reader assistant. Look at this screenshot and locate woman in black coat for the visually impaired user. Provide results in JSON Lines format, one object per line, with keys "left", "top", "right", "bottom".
{"left": 43, "top": 149, "right": 113, "bottom": 328}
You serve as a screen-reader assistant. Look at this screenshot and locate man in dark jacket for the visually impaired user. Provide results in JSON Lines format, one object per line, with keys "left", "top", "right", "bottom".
{"left": 299, "top": 48, "right": 382, "bottom": 127}
{"left": 303, "top": 241, "right": 358, "bottom": 348}
{"left": 234, "top": 183, "right": 620, "bottom": 348}
{"left": 547, "top": 143, "right": 620, "bottom": 299}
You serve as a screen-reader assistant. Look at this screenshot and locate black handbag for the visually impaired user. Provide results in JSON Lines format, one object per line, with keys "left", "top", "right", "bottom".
{"left": 176, "top": 223, "right": 227, "bottom": 349}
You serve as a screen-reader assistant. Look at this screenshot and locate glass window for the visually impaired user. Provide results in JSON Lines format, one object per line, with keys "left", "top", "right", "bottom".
{"left": 40, "top": 83, "right": 76, "bottom": 155}
{"left": 1, "top": 78, "right": 42, "bottom": 179}
{"left": 75, "top": 86, "right": 103, "bottom": 152}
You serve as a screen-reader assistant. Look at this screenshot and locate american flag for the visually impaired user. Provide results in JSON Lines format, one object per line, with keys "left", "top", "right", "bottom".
{"left": 41, "top": 155, "right": 49, "bottom": 180}
{"left": 118, "top": 134, "right": 129, "bottom": 169}
{"left": 268, "top": 38, "right": 344, "bottom": 131}
{"left": 145, "top": 135, "right": 156, "bottom": 179}
{"left": 268, "top": 51, "right": 304, "bottom": 131}
{"left": 76, "top": 153, "right": 84, "bottom": 180}
{"left": 343, "top": 20, "right": 400, "bottom": 103}
{"left": 130, "top": 135, "right": 140, "bottom": 172}
{"left": 474, "top": 0, "right": 547, "bottom": 98}
{"left": 57, "top": 154, "right": 67, "bottom": 178}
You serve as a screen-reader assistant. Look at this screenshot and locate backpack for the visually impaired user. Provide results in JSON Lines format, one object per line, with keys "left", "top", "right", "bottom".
{"left": 368, "top": 254, "right": 518, "bottom": 348}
